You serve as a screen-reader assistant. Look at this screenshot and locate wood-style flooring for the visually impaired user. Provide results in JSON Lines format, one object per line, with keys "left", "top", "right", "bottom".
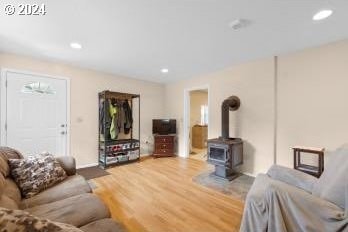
{"left": 190, "top": 148, "right": 208, "bottom": 161}
{"left": 92, "top": 157, "right": 244, "bottom": 232}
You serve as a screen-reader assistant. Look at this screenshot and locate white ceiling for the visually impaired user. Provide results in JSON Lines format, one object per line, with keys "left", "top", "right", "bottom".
{"left": 1, "top": 0, "right": 348, "bottom": 83}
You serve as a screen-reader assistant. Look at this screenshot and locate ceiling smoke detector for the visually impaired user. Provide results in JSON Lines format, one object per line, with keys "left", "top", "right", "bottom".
{"left": 229, "top": 19, "right": 251, "bottom": 30}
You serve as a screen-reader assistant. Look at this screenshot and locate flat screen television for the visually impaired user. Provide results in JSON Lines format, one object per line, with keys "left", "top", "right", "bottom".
{"left": 152, "top": 119, "right": 176, "bottom": 135}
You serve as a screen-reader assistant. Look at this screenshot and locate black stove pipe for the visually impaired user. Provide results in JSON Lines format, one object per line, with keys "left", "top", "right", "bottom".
{"left": 221, "top": 96, "right": 241, "bottom": 139}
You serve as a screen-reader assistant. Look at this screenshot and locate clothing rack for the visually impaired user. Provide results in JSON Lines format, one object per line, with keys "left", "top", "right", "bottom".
{"left": 98, "top": 90, "right": 140, "bottom": 168}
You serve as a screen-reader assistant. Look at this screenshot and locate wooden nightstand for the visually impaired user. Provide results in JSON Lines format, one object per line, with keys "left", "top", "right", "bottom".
{"left": 292, "top": 146, "right": 325, "bottom": 178}
{"left": 153, "top": 135, "right": 176, "bottom": 158}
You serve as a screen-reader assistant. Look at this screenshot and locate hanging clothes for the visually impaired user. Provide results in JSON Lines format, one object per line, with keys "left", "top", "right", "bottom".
{"left": 123, "top": 100, "right": 133, "bottom": 134}
{"left": 115, "top": 100, "right": 123, "bottom": 134}
{"left": 119, "top": 103, "right": 125, "bottom": 133}
{"left": 99, "top": 100, "right": 105, "bottom": 134}
{"left": 109, "top": 99, "right": 120, "bottom": 140}
{"left": 100, "top": 99, "right": 112, "bottom": 140}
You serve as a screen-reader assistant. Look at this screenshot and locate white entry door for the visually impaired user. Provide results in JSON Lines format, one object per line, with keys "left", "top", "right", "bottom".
{"left": 1, "top": 70, "right": 68, "bottom": 157}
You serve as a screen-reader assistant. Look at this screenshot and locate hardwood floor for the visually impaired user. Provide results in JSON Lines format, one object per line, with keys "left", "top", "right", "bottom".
{"left": 92, "top": 157, "right": 244, "bottom": 232}
{"left": 190, "top": 148, "right": 207, "bottom": 161}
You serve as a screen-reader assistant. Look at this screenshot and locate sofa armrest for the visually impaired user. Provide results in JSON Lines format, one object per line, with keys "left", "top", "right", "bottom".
{"left": 241, "top": 174, "right": 345, "bottom": 232}
{"left": 56, "top": 156, "right": 76, "bottom": 176}
{"left": 267, "top": 165, "right": 318, "bottom": 193}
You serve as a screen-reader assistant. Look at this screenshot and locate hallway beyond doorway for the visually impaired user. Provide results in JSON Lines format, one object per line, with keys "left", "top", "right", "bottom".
{"left": 189, "top": 89, "right": 208, "bottom": 160}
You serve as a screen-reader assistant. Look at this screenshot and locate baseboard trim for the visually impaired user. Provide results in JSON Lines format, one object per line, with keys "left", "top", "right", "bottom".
{"left": 140, "top": 153, "right": 151, "bottom": 157}
{"left": 242, "top": 172, "right": 257, "bottom": 177}
{"left": 77, "top": 163, "right": 98, "bottom": 169}
{"left": 76, "top": 155, "right": 150, "bottom": 169}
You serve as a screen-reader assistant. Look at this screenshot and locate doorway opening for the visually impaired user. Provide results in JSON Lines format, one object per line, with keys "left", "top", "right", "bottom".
{"left": 188, "top": 89, "right": 208, "bottom": 161}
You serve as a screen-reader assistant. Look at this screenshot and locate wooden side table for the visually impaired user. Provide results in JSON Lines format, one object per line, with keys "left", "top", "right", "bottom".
{"left": 153, "top": 135, "right": 176, "bottom": 158}
{"left": 292, "top": 146, "right": 325, "bottom": 178}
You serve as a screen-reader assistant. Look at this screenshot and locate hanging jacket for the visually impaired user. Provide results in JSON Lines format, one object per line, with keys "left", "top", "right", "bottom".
{"left": 115, "top": 101, "right": 122, "bottom": 134}
{"left": 109, "top": 100, "right": 119, "bottom": 139}
{"left": 99, "top": 100, "right": 105, "bottom": 134}
{"left": 100, "top": 99, "right": 112, "bottom": 140}
{"left": 123, "top": 100, "right": 133, "bottom": 134}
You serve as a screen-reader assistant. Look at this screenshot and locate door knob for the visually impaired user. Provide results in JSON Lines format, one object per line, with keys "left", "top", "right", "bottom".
{"left": 61, "top": 131, "right": 66, "bottom": 135}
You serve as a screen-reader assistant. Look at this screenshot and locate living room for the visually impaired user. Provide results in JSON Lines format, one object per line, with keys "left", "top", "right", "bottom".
{"left": 0, "top": 1, "right": 347, "bottom": 232}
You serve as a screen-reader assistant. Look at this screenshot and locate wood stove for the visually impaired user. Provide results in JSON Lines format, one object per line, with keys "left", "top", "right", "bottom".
{"left": 207, "top": 96, "right": 243, "bottom": 180}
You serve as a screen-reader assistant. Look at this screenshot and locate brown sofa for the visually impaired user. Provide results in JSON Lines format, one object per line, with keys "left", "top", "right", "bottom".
{"left": 0, "top": 147, "right": 125, "bottom": 232}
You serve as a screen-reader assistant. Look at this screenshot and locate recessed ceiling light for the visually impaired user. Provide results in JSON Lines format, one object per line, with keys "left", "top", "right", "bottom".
{"left": 161, "top": 68, "right": 169, "bottom": 73}
{"left": 70, "top": 42, "right": 82, "bottom": 49}
{"left": 313, "top": 9, "right": 333, "bottom": 21}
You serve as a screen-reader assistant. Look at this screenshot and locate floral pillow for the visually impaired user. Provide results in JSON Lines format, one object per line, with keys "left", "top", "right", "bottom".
{"left": 0, "top": 207, "right": 82, "bottom": 232}
{"left": 8, "top": 153, "right": 67, "bottom": 198}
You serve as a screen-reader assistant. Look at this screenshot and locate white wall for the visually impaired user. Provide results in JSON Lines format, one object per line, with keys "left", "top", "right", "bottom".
{"left": 165, "top": 59, "right": 275, "bottom": 176}
{"left": 0, "top": 53, "right": 165, "bottom": 167}
{"left": 165, "top": 39, "right": 348, "bottom": 176}
{"left": 277, "top": 39, "right": 348, "bottom": 167}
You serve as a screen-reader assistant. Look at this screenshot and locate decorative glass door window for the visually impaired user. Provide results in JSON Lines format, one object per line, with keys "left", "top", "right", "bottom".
{"left": 21, "top": 82, "right": 56, "bottom": 95}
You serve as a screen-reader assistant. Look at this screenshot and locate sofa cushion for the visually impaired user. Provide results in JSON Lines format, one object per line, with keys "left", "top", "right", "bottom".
{"left": 0, "top": 147, "right": 23, "bottom": 178}
{"left": 26, "top": 193, "right": 110, "bottom": 227}
{"left": 0, "top": 174, "right": 5, "bottom": 196}
{"left": 0, "top": 146, "right": 23, "bottom": 160}
{"left": 0, "top": 195, "right": 18, "bottom": 209}
{"left": 20, "top": 175, "right": 92, "bottom": 209}
{"left": 8, "top": 153, "right": 67, "bottom": 198}
{"left": 0, "top": 207, "right": 83, "bottom": 232}
{"left": 80, "top": 218, "right": 127, "bottom": 232}
{"left": 0, "top": 175, "right": 20, "bottom": 209}
{"left": 56, "top": 156, "right": 77, "bottom": 176}
{"left": 3, "top": 178, "right": 22, "bottom": 205}
{"left": 267, "top": 165, "right": 318, "bottom": 193}
{"left": 0, "top": 146, "right": 23, "bottom": 178}
{"left": 0, "top": 156, "right": 9, "bottom": 177}
{"left": 313, "top": 145, "right": 348, "bottom": 209}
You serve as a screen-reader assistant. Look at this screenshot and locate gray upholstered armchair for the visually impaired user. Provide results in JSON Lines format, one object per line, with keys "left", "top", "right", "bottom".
{"left": 240, "top": 146, "right": 348, "bottom": 232}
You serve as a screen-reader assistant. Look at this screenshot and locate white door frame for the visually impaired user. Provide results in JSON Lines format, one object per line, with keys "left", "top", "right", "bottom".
{"left": 183, "top": 84, "right": 210, "bottom": 158}
{"left": 0, "top": 68, "right": 71, "bottom": 156}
